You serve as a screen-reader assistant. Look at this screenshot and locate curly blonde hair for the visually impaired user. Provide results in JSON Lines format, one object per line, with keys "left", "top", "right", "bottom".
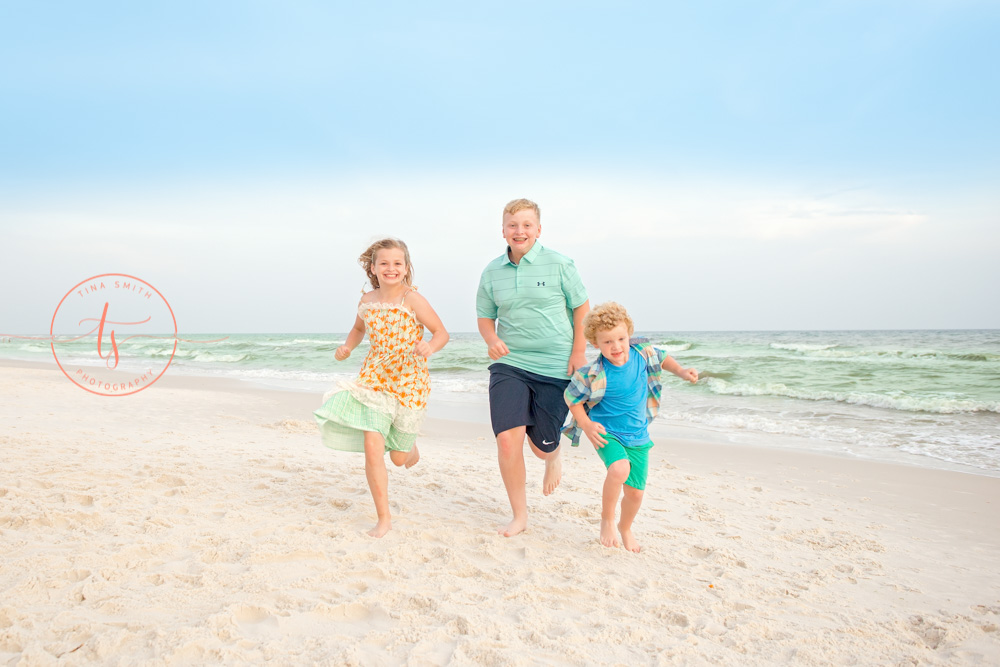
{"left": 503, "top": 198, "right": 540, "bottom": 220}
{"left": 358, "top": 238, "right": 414, "bottom": 290}
{"left": 583, "top": 302, "right": 634, "bottom": 346}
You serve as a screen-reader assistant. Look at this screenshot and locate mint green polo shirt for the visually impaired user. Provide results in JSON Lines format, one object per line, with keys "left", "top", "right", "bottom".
{"left": 476, "top": 243, "right": 589, "bottom": 379}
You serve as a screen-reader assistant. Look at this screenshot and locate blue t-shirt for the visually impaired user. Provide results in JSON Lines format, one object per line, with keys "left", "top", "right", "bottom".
{"left": 587, "top": 349, "right": 650, "bottom": 447}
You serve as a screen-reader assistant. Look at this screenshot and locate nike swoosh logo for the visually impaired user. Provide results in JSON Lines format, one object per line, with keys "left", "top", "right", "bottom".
{"left": 542, "top": 440, "right": 555, "bottom": 445}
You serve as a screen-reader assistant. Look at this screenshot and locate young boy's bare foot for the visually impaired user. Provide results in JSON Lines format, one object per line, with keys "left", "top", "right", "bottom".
{"left": 542, "top": 451, "right": 562, "bottom": 495}
{"left": 619, "top": 524, "right": 640, "bottom": 553}
{"left": 499, "top": 516, "right": 527, "bottom": 537}
{"left": 600, "top": 519, "right": 621, "bottom": 548}
{"left": 367, "top": 519, "right": 392, "bottom": 538}
{"left": 404, "top": 444, "right": 420, "bottom": 468}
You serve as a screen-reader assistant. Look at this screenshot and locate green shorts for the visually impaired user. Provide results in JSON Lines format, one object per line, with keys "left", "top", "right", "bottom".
{"left": 594, "top": 435, "right": 653, "bottom": 491}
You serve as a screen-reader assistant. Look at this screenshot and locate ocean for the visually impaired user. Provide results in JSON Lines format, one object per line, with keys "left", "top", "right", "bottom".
{"left": 3, "top": 329, "right": 998, "bottom": 476}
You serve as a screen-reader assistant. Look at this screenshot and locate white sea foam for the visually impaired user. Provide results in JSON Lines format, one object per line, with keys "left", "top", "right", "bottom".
{"left": 770, "top": 343, "right": 839, "bottom": 352}
{"left": 704, "top": 378, "right": 1000, "bottom": 414}
{"left": 656, "top": 407, "right": 1000, "bottom": 474}
{"left": 433, "top": 378, "right": 490, "bottom": 394}
{"left": 804, "top": 348, "right": 1000, "bottom": 363}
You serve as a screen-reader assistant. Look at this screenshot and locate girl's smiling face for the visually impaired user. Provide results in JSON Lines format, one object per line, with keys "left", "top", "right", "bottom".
{"left": 595, "top": 323, "right": 630, "bottom": 366}
{"left": 374, "top": 247, "right": 408, "bottom": 287}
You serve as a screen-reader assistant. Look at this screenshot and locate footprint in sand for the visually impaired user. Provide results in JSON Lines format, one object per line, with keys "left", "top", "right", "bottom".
{"left": 314, "top": 601, "right": 383, "bottom": 622}
{"left": 688, "top": 545, "right": 714, "bottom": 559}
{"left": 908, "top": 615, "right": 948, "bottom": 649}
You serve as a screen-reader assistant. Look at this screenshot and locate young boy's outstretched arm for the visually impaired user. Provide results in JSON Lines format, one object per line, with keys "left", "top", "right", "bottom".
{"left": 477, "top": 318, "right": 510, "bottom": 360}
{"left": 567, "top": 301, "right": 591, "bottom": 375}
{"left": 662, "top": 355, "right": 699, "bottom": 383}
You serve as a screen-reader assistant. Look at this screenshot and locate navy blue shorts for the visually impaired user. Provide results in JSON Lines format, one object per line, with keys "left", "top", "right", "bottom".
{"left": 488, "top": 363, "right": 570, "bottom": 453}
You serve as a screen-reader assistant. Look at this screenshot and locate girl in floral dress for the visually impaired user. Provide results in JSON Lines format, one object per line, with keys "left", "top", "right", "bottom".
{"left": 314, "top": 238, "right": 449, "bottom": 537}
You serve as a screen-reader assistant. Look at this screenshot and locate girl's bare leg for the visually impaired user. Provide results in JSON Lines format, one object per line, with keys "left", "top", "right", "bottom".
{"left": 601, "top": 460, "right": 630, "bottom": 548}
{"left": 404, "top": 443, "right": 420, "bottom": 468}
{"left": 618, "top": 485, "right": 644, "bottom": 553}
{"left": 388, "top": 444, "right": 420, "bottom": 468}
{"left": 363, "top": 432, "right": 392, "bottom": 537}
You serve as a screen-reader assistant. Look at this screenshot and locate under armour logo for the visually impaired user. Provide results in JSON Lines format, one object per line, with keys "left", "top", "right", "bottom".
{"left": 537, "top": 281, "right": 546, "bottom": 286}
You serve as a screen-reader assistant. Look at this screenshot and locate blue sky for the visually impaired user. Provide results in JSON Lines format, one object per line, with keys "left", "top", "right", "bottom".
{"left": 1, "top": 1, "right": 998, "bottom": 333}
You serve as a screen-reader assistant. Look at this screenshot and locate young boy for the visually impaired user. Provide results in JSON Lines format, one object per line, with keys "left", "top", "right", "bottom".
{"left": 563, "top": 302, "right": 698, "bottom": 552}
{"left": 476, "top": 198, "right": 590, "bottom": 537}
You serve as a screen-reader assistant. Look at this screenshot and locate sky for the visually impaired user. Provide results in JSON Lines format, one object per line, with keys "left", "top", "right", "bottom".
{"left": 1, "top": 1, "right": 998, "bottom": 334}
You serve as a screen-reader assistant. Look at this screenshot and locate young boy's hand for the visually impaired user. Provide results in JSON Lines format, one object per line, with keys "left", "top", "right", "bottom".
{"left": 583, "top": 419, "right": 608, "bottom": 448}
{"left": 487, "top": 338, "right": 510, "bottom": 360}
{"left": 335, "top": 345, "right": 352, "bottom": 361}
{"left": 679, "top": 367, "right": 699, "bottom": 383}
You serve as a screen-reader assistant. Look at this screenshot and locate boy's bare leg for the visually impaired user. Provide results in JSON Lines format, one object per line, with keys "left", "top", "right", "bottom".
{"left": 601, "top": 460, "right": 630, "bottom": 548}
{"left": 363, "top": 432, "right": 392, "bottom": 538}
{"left": 496, "top": 426, "right": 528, "bottom": 536}
{"left": 528, "top": 440, "right": 562, "bottom": 496}
{"left": 619, "top": 485, "right": 644, "bottom": 553}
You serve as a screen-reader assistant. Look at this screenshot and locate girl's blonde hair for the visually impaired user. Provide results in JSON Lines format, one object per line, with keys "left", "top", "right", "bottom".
{"left": 583, "top": 302, "right": 634, "bottom": 346}
{"left": 359, "top": 238, "right": 414, "bottom": 290}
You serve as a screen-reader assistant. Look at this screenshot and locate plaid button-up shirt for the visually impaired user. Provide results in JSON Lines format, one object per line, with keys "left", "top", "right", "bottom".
{"left": 561, "top": 338, "right": 668, "bottom": 446}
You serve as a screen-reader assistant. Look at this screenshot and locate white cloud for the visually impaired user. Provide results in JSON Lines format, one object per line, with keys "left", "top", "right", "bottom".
{"left": 1, "top": 169, "right": 995, "bottom": 331}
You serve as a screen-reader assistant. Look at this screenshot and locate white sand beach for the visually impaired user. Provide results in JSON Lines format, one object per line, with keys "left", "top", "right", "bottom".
{"left": 2, "top": 361, "right": 999, "bottom": 665}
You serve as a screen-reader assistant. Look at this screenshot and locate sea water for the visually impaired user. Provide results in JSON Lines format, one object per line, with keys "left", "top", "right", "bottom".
{"left": 4, "top": 330, "right": 998, "bottom": 476}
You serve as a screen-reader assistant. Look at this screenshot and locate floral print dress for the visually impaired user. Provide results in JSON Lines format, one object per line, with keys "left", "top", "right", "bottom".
{"left": 314, "top": 296, "right": 430, "bottom": 453}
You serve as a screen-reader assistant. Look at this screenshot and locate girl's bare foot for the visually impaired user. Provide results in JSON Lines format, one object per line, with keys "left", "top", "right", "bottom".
{"left": 600, "top": 519, "right": 621, "bottom": 548}
{"left": 367, "top": 519, "right": 392, "bottom": 538}
{"left": 404, "top": 444, "right": 420, "bottom": 468}
{"left": 499, "top": 515, "right": 527, "bottom": 537}
{"left": 619, "top": 524, "right": 640, "bottom": 553}
{"left": 542, "top": 454, "right": 562, "bottom": 495}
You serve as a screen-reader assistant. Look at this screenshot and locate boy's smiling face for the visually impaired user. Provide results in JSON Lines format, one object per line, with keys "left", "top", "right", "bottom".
{"left": 595, "top": 323, "right": 631, "bottom": 366}
{"left": 502, "top": 209, "right": 541, "bottom": 261}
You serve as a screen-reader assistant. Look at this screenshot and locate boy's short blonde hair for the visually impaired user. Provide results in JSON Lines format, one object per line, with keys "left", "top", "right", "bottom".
{"left": 503, "top": 198, "right": 540, "bottom": 220}
{"left": 583, "top": 302, "right": 635, "bottom": 346}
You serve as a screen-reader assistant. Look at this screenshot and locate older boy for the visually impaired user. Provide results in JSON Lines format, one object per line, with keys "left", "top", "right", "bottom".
{"left": 476, "top": 198, "right": 590, "bottom": 537}
{"left": 563, "top": 302, "right": 698, "bottom": 552}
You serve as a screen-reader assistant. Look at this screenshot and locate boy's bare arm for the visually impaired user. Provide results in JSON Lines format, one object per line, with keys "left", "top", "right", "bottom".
{"left": 567, "top": 300, "right": 591, "bottom": 375}
{"left": 661, "top": 355, "right": 699, "bottom": 383}
{"left": 568, "top": 402, "right": 608, "bottom": 447}
{"left": 477, "top": 317, "right": 509, "bottom": 360}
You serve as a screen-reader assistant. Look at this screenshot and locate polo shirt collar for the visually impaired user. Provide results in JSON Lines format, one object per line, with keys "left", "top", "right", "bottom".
{"left": 505, "top": 241, "right": 543, "bottom": 266}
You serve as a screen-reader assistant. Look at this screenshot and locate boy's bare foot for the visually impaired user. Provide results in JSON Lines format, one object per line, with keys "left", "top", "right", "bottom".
{"left": 499, "top": 516, "right": 527, "bottom": 537}
{"left": 600, "top": 519, "right": 621, "bottom": 548}
{"left": 404, "top": 444, "right": 420, "bottom": 468}
{"left": 619, "top": 524, "right": 640, "bottom": 553}
{"left": 542, "top": 452, "right": 562, "bottom": 496}
{"left": 367, "top": 519, "right": 392, "bottom": 538}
